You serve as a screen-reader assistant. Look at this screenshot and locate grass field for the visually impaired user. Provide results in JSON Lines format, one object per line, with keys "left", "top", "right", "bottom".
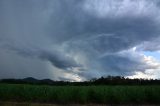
{"left": 0, "top": 84, "right": 160, "bottom": 104}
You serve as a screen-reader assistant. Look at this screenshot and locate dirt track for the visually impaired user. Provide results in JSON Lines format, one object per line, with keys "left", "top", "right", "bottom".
{"left": 0, "top": 102, "right": 159, "bottom": 106}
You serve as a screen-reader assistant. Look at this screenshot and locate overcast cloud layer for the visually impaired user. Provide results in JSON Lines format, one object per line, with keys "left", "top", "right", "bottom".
{"left": 1, "top": 0, "right": 160, "bottom": 81}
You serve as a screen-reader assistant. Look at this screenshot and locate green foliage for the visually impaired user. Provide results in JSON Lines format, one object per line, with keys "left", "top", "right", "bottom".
{"left": 0, "top": 84, "right": 160, "bottom": 104}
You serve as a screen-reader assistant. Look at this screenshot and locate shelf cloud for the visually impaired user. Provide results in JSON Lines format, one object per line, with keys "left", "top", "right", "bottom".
{"left": 0, "top": 0, "right": 160, "bottom": 81}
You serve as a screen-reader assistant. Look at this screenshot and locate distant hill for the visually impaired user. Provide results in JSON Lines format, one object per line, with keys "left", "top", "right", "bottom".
{"left": 23, "top": 77, "right": 39, "bottom": 83}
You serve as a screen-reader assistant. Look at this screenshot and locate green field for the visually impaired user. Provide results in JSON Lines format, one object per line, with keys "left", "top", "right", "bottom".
{"left": 0, "top": 84, "right": 160, "bottom": 104}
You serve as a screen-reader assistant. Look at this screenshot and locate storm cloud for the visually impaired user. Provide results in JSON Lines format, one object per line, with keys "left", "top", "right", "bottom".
{"left": 0, "top": 0, "right": 160, "bottom": 81}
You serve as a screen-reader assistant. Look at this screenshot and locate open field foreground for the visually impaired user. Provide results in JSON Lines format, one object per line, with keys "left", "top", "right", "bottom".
{"left": 0, "top": 84, "right": 160, "bottom": 104}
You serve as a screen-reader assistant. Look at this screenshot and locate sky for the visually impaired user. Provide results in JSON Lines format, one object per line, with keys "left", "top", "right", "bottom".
{"left": 1, "top": 0, "right": 160, "bottom": 81}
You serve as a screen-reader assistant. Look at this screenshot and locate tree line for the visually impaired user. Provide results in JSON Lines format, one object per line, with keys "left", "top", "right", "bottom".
{"left": 0, "top": 76, "right": 160, "bottom": 85}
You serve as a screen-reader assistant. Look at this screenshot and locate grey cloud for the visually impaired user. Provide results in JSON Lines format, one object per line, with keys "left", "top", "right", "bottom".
{"left": 4, "top": 45, "right": 81, "bottom": 70}
{"left": 0, "top": 0, "right": 81, "bottom": 70}
{"left": 0, "top": 49, "right": 53, "bottom": 80}
{"left": 38, "top": 50, "right": 81, "bottom": 70}
{"left": 48, "top": 0, "right": 160, "bottom": 55}
{"left": 137, "top": 38, "right": 160, "bottom": 52}
{"left": 0, "top": 0, "right": 160, "bottom": 81}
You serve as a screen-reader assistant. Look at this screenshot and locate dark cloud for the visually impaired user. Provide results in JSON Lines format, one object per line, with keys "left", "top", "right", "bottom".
{"left": 3, "top": 45, "right": 81, "bottom": 70}
{"left": 38, "top": 50, "right": 81, "bottom": 70}
{"left": 48, "top": 1, "right": 160, "bottom": 53}
{"left": 137, "top": 38, "right": 160, "bottom": 52}
{"left": 0, "top": 0, "right": 160, "bottom": 81}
